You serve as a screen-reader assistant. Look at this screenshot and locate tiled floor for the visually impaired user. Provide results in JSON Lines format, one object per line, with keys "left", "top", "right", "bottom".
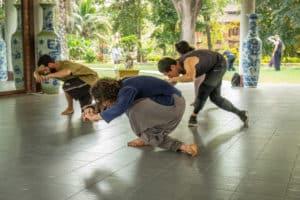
{"left": 0, "top": 81, "right": 300, "bottom": 200}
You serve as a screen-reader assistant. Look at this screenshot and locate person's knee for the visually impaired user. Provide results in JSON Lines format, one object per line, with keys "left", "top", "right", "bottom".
{"left": 197, "top": 84, "right": 213, "bottom": 98}
{"left": 210, "top": 94, "right": 219, "bottom": 104}
{"left": 141, "top": 131, "right": 166, "bottom": 146}
{"left": 209, "top": 94, "right": 225, "bottom": 106}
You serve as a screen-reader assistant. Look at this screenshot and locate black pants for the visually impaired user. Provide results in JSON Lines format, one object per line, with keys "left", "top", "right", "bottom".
{"left": 63, "top": 78, "right": 92, "bottom": 109}
{"left": 193, "top": 59, "right": 242, "bottom": 116}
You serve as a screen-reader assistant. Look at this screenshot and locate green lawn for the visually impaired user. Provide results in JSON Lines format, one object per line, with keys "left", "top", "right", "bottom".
{"left": 223, "top": 66, "right": 300, "bottom": 84}
{"left": 85, "top": 62, "right": 300, "bottom": 84}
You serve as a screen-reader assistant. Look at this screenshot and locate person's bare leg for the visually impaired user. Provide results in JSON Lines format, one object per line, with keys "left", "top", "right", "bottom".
{"left": 61, "top": 92, "right": 74, "bottom": 115}
{"left": 179, "top": 144, "right": 198, "bottom": 157}
{"left": 127, "top": 138, "right": 147, "bottom": 147}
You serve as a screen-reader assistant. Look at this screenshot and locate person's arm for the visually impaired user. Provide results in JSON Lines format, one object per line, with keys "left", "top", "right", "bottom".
{"left": 268, "top": 36, "right": 275, "bottom": 43}
{"left": 169, "top": 57, "right": 198, "bottom": 83}
{"left": 44, "top": 69, "right": 72, "bottom": 80}
{"left": 33, "top": 66, "right": 46, "bottom": 83}
{"left": 100, "top": 87, "right": 137, "bottom": 123}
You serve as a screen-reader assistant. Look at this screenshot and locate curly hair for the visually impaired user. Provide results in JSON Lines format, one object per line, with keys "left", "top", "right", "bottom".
{"left": 91, "top": 77, "right": 121, "bottom": 105}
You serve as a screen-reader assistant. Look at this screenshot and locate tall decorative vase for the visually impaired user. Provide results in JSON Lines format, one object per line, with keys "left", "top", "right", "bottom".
{"left": 11, "top": 1, "right": 24, "bottom": 90}
{"left": 37, "top": 1, "right": 61, "bottom": 94}
{"left": 0, "top": 22, "right": 8, "bottom": 81}
{"left": 241, "top": 13, "right": 262, "bottom": 88}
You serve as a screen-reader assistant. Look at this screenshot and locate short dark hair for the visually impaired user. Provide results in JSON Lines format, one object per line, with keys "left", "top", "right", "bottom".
{"left": 175, "top": 40, "right": 195, "bottom": 55}
{"left": 157, "top": 57, "right": 177, "bottom": 73}
{"left": 37, "top": 54, "right": 55, "bottom": 67}
{"left": 91, "top": 78, "right": 121, "bottom": 105}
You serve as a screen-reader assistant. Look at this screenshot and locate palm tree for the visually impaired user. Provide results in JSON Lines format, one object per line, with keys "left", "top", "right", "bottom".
{"left": 66, "top": 0, "right": 112, "bottom": 43}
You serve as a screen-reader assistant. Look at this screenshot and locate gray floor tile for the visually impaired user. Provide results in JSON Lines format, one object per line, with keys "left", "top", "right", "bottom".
{"left": 1, "top": 82, "right": 300, "bottom": 200}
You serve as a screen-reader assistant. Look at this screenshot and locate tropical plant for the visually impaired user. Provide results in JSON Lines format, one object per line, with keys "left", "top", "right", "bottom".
{"left": 66, "top": 0, "right": 112, "bottom": 44}
{"left": 150, "top": 0, "right": 179, "bottom": 56}
{"left": 256, "top": 0, "right": 300, "bottom": 56}
{"left": 119, "top": 35, "right": 139, "bottom": 69}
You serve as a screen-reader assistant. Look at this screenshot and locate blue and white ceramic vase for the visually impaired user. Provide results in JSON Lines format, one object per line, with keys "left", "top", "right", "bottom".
{"left": 0, "top": 22, "right": 8, "bottom": 81}
{"left": 11, "top": 1, "right": 24, "bottom": 90}
{"left": 37, "top": 1, "right": 61, "bottom": 94}
{"left": 241, "top": 13, "right": 262, "bottom": 88}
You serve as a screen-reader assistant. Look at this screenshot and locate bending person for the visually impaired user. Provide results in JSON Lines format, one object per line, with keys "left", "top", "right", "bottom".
{"left": 34, "top": 54, "right": 99, "bottom": 115}
{"left": 175, "top": 40, "right": 205, "bottom": 106}
{"left": 157, "top": 49, "right": 248, "bottom": 127}
{"left": 83, "top": 76, "right": 198, "bottom": 157}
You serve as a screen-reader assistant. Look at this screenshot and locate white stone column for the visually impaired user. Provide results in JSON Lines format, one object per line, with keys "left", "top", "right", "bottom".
{"left": 239, "top": 0, "right": 255, "bottom": 73}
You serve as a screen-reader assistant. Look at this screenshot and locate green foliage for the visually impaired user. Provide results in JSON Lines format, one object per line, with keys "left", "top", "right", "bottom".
{"left": 67, "top": 0, "right": 112, "bottom": 42}
{"left": 108, "top": 0, "right": 148, "bottom": 37}
{"left": 256, "top": 0, "right": 300, "bottom": 56}
{"left": 0, "top": 6, "right": 4, "bottom": 23}
{"left": 84, "top": 49, "right": 97, "bottom": 63}
{"left": 146, "top": 55, "right": 162, "bottom": 62}
{"left": 282, "top": 56, "right": 300, "bottom": 63}
{"left": 149, "top": 0, "right": 179, "bottom": 54}
{"left": 119, "top": 35, "right": 139, "bottom": 52}
{"left": 261, "top": 56, "right": 300, "bottom": 63}
{"left": 66, "top": 34, "right": 95, "bottom": 60}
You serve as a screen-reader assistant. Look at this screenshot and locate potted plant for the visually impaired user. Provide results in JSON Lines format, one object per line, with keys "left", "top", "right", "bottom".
{"left": 115, "top": 35, "right": 140, "bottom": 79}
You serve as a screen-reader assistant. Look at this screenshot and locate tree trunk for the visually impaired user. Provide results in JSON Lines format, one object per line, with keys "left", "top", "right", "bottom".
{"left": 136, "top": 0, "right": 142, "bottom": 63}
{"left": 172, "top": 0, "right": 202, "bottom": 43}
{"left": 204, "top": 15, "right": 212, "bottom": 50}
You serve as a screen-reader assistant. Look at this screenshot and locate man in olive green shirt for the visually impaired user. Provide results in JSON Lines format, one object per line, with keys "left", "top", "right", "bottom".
{"left": 33, "top": 54, "right": 99, "bottom": 115}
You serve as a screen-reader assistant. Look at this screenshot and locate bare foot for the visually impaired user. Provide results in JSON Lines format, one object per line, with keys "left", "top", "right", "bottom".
{"left": 127, "top": 138, "right": 146, "bottom": 147}
{"left": 180, "top": 144, "right": 198, "bottom": 157}
{"left": 61, "top": 108, "right": 74, "bottom": 115}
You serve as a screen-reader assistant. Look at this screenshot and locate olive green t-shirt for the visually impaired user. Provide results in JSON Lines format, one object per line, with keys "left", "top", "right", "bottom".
{"left": 58, "top": 61, "right": 98, "bottom": 86}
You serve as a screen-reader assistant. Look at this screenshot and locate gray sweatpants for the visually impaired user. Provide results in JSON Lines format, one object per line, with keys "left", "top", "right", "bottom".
{"left": 126, "top": 94, "right": 185, "bottom": 152}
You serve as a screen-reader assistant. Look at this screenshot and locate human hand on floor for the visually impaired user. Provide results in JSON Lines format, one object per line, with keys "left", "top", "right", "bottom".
{"left": 83, "top": 112, "right": 101, "bottom": 122}
{"left": 82, "top": 108, "right": 98, "bottom": 121}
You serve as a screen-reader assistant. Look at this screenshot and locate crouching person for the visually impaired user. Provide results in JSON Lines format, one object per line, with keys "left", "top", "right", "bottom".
{"left": 33, "top": 54, "right": 99, "bottom": 115}
{"left": 83, "top": 76, "right": 198, "bottom": 157}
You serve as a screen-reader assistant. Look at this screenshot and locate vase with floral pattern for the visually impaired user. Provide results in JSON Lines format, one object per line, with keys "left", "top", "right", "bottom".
{"left": 11, "top": 1, "right": 24, "bottom": 90}
{"left": 37, "top": 1, "right": 61, "bottom": 94}
{"left": 0, "top": 22, "right": 7, "bottom": 81}
{"left": 241, "top": 13, "right": 262, "bottom": 88}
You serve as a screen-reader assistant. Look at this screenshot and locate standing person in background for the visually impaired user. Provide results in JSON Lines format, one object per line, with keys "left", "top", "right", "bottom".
{"left": 175, "top": 40, "right": 205, "bottom": 106}
{"left": 223, "top": 50, "right": 236, "bottom": 71}
{"left": 268, "top": 35, "right": 284, "bottom": 71}
{"left": 33, "top": 54, "right": 99, "bottom": 115}
{"left": 158, "top": 49, "right": 248, "bottom": 127}
{"left": 83, "top": 76, "right": 198, "bottom": 157}
{"left": 111, "top": 45, "right": 122, "bottom": 65}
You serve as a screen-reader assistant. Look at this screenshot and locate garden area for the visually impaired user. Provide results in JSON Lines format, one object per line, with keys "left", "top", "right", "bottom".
{"left": 62, "top": 0, "right": 299, "bottom": 84}
{"left": 82, "top": 62, "right": 300, "bottom": 84}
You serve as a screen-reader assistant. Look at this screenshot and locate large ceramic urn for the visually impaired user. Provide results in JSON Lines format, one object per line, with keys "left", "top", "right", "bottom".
{"left": 241, "top": 13, "right": 262, "bottom": 88}
{"left": 11, "top": 0, "right": 24, "bottom": 89}
{"left": 0, "top": 22, "right": 7, "bottom": 81}
{"left": 37, "top": 1, "right": 61, "bottom": 94}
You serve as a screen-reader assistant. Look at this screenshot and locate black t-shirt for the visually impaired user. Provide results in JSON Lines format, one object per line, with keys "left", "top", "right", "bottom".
{"left": 178, "top": 50, "right": 225, "bottom": 77}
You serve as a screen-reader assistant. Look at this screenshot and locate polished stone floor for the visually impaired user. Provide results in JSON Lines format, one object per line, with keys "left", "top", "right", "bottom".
{"left": 0, "top": 81, "right": 300, "bottom": 200}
